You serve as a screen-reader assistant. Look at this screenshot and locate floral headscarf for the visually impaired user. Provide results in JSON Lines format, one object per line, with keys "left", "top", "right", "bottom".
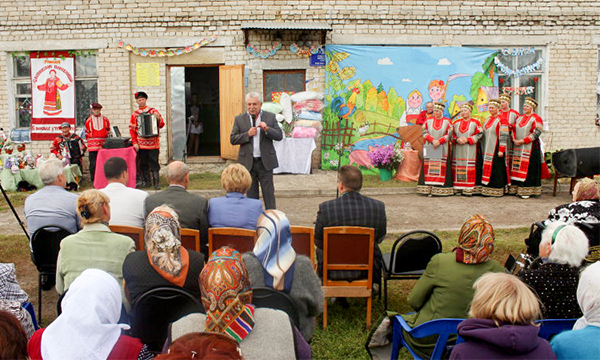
{"left": 572, "top": 178, "right": 600, "bottom": 202}
{"left": 454, "top": 214, "right": 495, "bottom": 264}
{"left": 145, "top": 206, "right": 189, "bottom": 287}
{"left": 200, "top": 247, "right": 255, "bottom": 342}
{"left": 254, "top": 210, "right": 296, "bottom": 293}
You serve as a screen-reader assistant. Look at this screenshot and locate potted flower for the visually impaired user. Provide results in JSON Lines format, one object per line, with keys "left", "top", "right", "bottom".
{"left": 368, "top": 143, "right": 405, "bottom": 181}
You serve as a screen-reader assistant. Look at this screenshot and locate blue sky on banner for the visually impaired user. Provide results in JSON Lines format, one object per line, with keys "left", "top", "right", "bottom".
{"left": 325, "top": 45, "right": 497, "bottom": 115}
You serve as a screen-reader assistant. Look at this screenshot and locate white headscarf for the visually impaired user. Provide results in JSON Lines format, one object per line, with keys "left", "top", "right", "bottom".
{"left": 574, "top": 261, "right": 600, "bottom": 330}
{"left": 41, "top": 269, "right": 129, "bottom": 360}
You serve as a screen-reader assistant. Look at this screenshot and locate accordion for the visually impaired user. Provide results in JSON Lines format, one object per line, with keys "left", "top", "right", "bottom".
{"left": 137, "top": 112, "right": 159, "bottom": 137}
{"left": 67, "top": 139, "right": 82, "bottom": 158}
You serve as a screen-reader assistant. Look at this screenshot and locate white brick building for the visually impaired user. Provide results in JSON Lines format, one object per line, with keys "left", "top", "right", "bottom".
{"left": 0, "top": 1, "right": 598, "bottom": 166}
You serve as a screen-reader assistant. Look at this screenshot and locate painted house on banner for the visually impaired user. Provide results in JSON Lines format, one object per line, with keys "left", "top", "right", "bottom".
{"left": 0, "top": 1, "right": 598, "bottom": 171}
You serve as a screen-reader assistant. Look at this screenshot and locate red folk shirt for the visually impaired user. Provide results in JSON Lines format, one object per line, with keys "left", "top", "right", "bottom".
{"left": 416, "top": 110, "right": 434, "bottom": 125}
{"left": 50, "top": 134, "right": 87, "bottom": 158}
{"left": 85, "top": 115, "right": 111, "bottom": 151}
{"left": 129, "top": 106, "right": 165, "bottom": 150}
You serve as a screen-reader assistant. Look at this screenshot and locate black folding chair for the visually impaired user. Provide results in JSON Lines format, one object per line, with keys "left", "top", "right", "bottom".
{"left": 382, "top": 230, "right": 442, "bottom": 310}
{"left": 251, "top": 286, "right": 300, "bottom": 328}
{"left": 30, "top": 225, "right": 72, "bottom": 321}
{"left": 130, "top": 287, "right": 204, "bottom": 353}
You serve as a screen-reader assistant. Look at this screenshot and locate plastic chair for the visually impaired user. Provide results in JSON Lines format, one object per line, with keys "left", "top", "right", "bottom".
{"left": 322, "top": 226, "right": 374, "bottom": 330}
{"left": 251, "top": 286, "right": 300, "bottom": 328}
{"left": 30, "top": 225, "right": 72, "bottom": 321}
{"left": 22, "top": 302, "right": 38, "bottom": 330}
{"left": 181, "top": 228, "right": 201, "bottom": 252}
{"left": 382, "top": 230, "right": 442, "bottom": 310}
{"left": 109, "top": 225, "right": 144, "bottom": 251}
{"left": 130, "top": 287, "right": 205, "bottom": 352}
{"left": 208, "top": 227, "right": 256, "bottom": 255}
{"left": 536, "top": 318, "right": 577, "bottom": 340}
{"left": 391, "top": 315, "right": 465, "bottom": 360}
{"left": 290, "top": 226, "right": 315, "bottom": 266}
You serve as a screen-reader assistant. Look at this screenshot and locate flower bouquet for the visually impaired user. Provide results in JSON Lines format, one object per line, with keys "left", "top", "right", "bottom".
{"left": 368, "top": 143, "right": 405, "bottom": 181}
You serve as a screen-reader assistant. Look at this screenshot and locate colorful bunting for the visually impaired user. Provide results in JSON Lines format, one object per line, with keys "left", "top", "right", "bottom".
{"left": 116, "top": 35, "right": 218, "bottom": 57}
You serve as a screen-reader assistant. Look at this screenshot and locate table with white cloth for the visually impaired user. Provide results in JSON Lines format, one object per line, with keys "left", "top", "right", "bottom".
{"left": 273, "top": 138, "right": 316, "bottom": 174}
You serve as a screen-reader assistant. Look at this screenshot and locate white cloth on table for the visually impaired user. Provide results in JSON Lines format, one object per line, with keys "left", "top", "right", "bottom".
{"left": 273, "top": 138, "right": 316, "bottom": 174}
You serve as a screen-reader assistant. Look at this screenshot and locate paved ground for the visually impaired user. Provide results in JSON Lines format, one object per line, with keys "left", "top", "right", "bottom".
{"left": 1, "top": 169, "right": 573, "bottom": 235}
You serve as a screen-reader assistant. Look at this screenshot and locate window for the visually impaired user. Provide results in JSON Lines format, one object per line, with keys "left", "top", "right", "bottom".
{"left": 263, "top": 70, "right": 306, "bottom": 102}
{"left": 496, "top": 48, "right": 545, "bottom": 114}
{"left": 11, "top": 53, "right": 98, "bottom": 129}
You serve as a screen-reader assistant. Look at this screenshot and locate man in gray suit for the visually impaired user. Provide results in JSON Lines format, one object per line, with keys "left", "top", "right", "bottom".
{"left": 230, "top": 92, "right": 283, "bottom": 209}
{"left": 144, "top": 161, "right": 209, "bottom": 253}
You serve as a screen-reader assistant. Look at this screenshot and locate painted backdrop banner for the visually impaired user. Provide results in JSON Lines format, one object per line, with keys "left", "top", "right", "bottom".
{"left": 30, "top": 52, "right": 75, "bottom": 140}
{"left": 322, "top": 45, "right": 497, "bottom": 171}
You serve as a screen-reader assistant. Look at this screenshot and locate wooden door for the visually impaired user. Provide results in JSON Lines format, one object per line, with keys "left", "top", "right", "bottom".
{"left": 219, "top": 65, "right": 244, "bottom": 160}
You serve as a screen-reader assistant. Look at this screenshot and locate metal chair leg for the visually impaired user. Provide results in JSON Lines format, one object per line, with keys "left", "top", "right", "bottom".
{"left": 38, "top": 273, "right": 42, "bottom": 324}
{"left": 384, "top": 276, "right": 388, "bottom": 310}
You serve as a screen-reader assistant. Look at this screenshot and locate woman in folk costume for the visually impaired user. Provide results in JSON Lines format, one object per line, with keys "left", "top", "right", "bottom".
{"left": 170, "top": 247, "right": 309, "bottom": 360}
{"left": 27, "top": 269, "right": 153, "bottom": 360}
{"left": 498, "top": 93, "right": 520, "bottom": 194}
{"left": 479, "top": 99, "right": 510, "bottom": 197}
{"left": 510, "top": 97, "right": 543, "bottom": 199}
{"left": 452, "top": 103, "right": 483, "bottom": 196}
{"left": 242, "top": 210, "right": 323, "bottom": 341}
{"left": 417, "top": 102, "right": 454, "bottom": 196}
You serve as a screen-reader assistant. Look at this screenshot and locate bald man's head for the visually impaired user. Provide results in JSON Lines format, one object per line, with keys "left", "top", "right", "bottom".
{"left": 166, "top": 161, "right": 190, "bottom": 187}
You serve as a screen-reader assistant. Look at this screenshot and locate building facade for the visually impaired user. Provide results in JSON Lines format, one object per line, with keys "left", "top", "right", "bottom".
{"left": 1, "top": 1, "right": 598, "bottom": 165}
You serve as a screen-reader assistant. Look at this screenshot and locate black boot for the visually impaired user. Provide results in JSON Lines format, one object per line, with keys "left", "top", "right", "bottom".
{"left": 152, "top": 170, "right": 160, "bottom": 190}
{"left": 136, "top": 173, "right": 146, "bottom": 188}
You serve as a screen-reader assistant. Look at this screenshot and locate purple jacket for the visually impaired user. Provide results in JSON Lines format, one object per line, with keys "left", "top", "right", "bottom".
{"left": 450, "top": 318, "right": 556, "bottom": 359}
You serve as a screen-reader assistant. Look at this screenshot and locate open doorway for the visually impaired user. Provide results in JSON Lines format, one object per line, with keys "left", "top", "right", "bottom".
{"left": 185, "top": 67, "right": 219, "bottom": 157}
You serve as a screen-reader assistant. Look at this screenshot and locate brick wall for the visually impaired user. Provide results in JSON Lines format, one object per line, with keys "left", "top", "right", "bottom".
{"left": 0, "top": 1, "right": 598, "bottom": 168}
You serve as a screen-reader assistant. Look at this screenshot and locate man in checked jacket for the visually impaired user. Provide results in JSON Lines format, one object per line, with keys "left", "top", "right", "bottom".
{"left": 314, "top": 165, "right": 386, "bottom": 287}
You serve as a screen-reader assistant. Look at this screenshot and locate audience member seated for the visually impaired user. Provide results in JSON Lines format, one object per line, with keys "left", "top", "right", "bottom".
{"left": 27, "top": 269, "right": 153, "bottom": 360}
{"left": 145, "top": 161, "right": 209, "bottom": 254}
{"left": 0, "top": 310, "right": 28, "bottom": 360}
{"left": 155, "top": 332, "right": 243, "bottom": 360}
{"left": 314, "top": 165, "right": 386, "bottom": 283}
{"left": 170, "top": 247, "right": 308, "bottom": 360}
{"left": 99, "top": 156, "right": 148, "bottom": 228}
{"left": 24, "top": 158, "right": 80, "bottom": 238}
{"left": 243, "top": 209, "right": 323, "bottom": 341}
{"left": 450, "top": 272, "right": 554, "bottom": 359}
{"left": 518, "top": 221, "right": 589, "bottom": 319}
{"left": 401, "top": 214, "right": 504, "bottom": 359}
{"left": 545, "top": 178, "right": 600, "bottom": 245}
{"left": 55, "top": 190, "right": 135, "bottom": 297}
{"left": 208, "top": 164, "right": 263, "bottom": 230}
{"left": 0, "top": 263, "right": 34, "bottom": 338}
{"left": 123, "top": 205, "right": 205, "bottom": 304}
{"left": 550, "top": 261, "right": 600, "bottom": 359}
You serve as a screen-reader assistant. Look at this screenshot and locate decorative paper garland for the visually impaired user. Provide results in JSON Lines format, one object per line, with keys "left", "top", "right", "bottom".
{"left": 498, "top": 47, "right": 536, "bottom": 57}
{"left": 289, "top": 43, "right": 323, "bottom": 58}
{"left": 246, "top": 41, "right": 282, "bottom": 59}
{"left": 494, "top": 56, "right": 544, "bottom": 78}
{"left": 117, "top": 35, "right": 218, "bottom": 57}
{"left": 501, "top": 86, "right": 535, "bottom": 96}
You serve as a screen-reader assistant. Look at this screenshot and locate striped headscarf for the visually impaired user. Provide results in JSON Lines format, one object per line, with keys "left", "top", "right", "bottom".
{"left": 254, "top": 210, "right": 296, "bottom": 293}
{"left": 200, "top": 247, "right": 255, "bottom": 342}
{"left": 454, "top": 214, "right": 495, "bottom": 264}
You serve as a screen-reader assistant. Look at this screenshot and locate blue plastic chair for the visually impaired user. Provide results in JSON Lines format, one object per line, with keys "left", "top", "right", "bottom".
{"left": 22, "top": 302, "right": 39, "bottom": 330}
{"left": 391, "top": 315, "right": 465, "bottom": 360}
{"left": 536, "top": 318, "right": 577, "bottom": 340}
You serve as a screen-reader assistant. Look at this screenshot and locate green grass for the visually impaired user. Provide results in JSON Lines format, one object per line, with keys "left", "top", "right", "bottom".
{"left": 362, "top": 175, "right": 417, "bottom": 188}
{"left": 0, "top": 192, "right": 29, "bottom": 211}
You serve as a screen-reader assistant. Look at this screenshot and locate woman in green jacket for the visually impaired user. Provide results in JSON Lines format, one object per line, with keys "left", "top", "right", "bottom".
{"left": 401, "top": 214, "right": 505, "bottom": 358}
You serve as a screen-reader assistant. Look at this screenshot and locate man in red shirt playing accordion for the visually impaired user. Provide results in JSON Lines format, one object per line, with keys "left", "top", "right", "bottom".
{"left": 84, "top": 102, "right": 111, "bottom": 183}
{"left": 50, "top": 122, "right": 87, "bottom": 173}
{"left": 129, "top": 91, "right": 165, "bottom": 189}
